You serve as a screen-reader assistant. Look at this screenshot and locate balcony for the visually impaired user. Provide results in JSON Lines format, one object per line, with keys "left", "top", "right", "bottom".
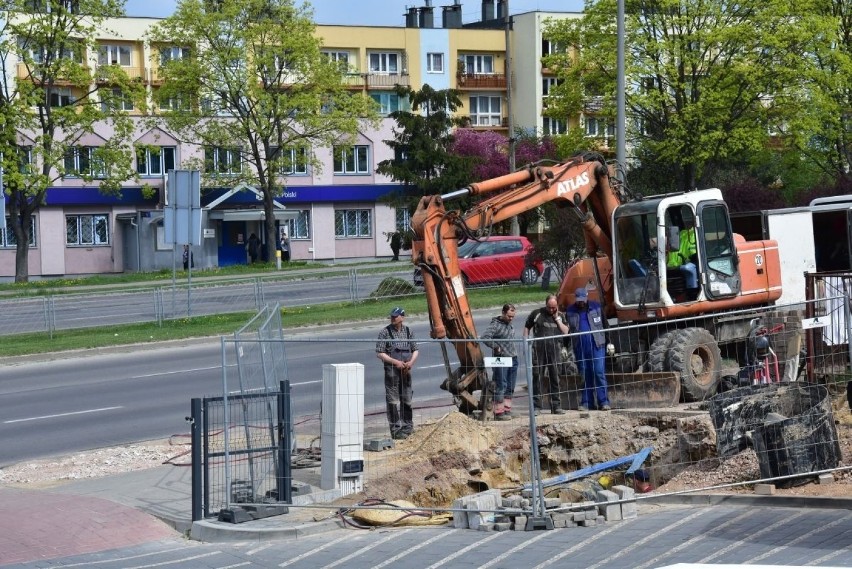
{"left": 95, "top": 65, "right": 147, "bottom": 84}
{"left": 456, "top": 73, "right": 506, "bottom": 90}
{"left": 365, "top": 73, "right": 410, "bottom": 89}
{"left": 460, "top": 115, "right": 508, "bottom": 129}
{"left": 16, "top": 62, "right": 79, "bottom": 86}
{"left": 341, "top": 72, "right": 366, "bottom": 89}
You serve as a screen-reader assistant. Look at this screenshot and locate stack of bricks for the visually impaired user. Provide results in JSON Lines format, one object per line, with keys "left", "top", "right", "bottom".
{"left": 451, "top": 485, "right": 638, "bottom": 531}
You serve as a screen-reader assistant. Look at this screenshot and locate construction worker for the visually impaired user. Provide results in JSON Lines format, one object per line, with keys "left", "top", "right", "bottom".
{"left": 667, "top": 211, "right": 699, "bottom": 300}
{"left": 566, "top": 287, "right": 610, "bottom": 411}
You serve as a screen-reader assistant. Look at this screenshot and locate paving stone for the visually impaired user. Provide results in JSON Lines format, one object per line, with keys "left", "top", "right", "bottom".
{"left": 818, "top": 474, "right": 835, "bottom": 485}
{"left": 580, "top": 518, "right": 597, "bottom": 527}
{"left": 544, "top": 498, "right": 562, "bottom": 509}
{"left": 513, "top": 515, "right": 527, "bottom": 531}
{"left": 613, "top": 485, "right": 637, "bottom": 519}
{"left": 755, "top": 483, "right": 776, "bottom": 495}
{"left": 596, "top": 489, "right": 621, "bottom": 521}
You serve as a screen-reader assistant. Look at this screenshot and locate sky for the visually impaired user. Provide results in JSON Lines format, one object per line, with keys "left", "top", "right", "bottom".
{"left": 122, "top": 0, "right": 585, "bottom": 24}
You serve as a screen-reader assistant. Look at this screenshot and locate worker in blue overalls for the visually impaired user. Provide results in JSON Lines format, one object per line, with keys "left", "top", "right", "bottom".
{"left": 566, "top": 287, "right": 611, "bottom": 411}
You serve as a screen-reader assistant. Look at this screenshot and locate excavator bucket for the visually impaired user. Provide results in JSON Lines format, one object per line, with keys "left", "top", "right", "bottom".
{"left": 562, "top": 371, "right": 681, "bottom": 409}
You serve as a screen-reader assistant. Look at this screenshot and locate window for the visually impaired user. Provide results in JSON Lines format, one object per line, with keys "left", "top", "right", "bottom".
{"left": 20, "top": 40, "right": 82, "bottom": 64}
{"left": 1, "top": 216, "right": 36, "bottom": 248}
{"left": 285, "top": 210, "right": 311, "bottom": 239}
{"left": 370, "top": 92, "right": 401, "bottom": 115}
{"left": 369, "top": 52, "right": 399, "bottom": 74}
{"left": 160, "top": 96, "right": 191, "bottom": 112}
{"left": 101, "top": 88, "right": 133, "bottom": 112}
{"left": 136, "top": 146, "right": 176, "bottom": 176}
{"left": 204, "top": 146, "right": 241, "bottom": 175}
{"left": 25, "top": 0, "right": 78, "bottom": 13}
{"left": 541, "top": 39, "right": 565, "bottom": 56}
{"left": 322, "top": 50, "right": 350, "bottom": 69}
{"left": 47, "top": 88, "right": 74, "bottom": 107}
{"left": 66, "top": 214, "right": 108, "bottom": 246}
{"left": 63, "top": 147, "right": 105, "bottom": 178}
{"left": 395, "top": 208, "right": 411, "bottom": 232}
{"left": 333, "top": 145, "right": 370, "bottom": 174}
{"left": 585, "top": 116, "right": 615, "bottom": 138}
{"left": 469, "top": 95, "right": 501, "bottom": 126}
{"left": 335, "top": 209, "right": 371, "bottom": 238}
{"left": 98, "top": 44, "right": 131, "bottom": 66}
{"left": 160, "top": 46, "right": 190, "bottom": 65}
{"left": 542, "top": 77, "right": 563, "bottom": 97}
{"left": 16, "top": 145, "right": 33, "bottom": 174}
{"left": 543, "top": 117, "right": 566, "bottom": 135}
{"left": 275, "top": 147, "right": 308, "bottom": 175}
{"left": 426, "top": 52, "right": 444, "bottom": 73}
{"left": 462, "top": 54, "right": 494, "bottom": 74}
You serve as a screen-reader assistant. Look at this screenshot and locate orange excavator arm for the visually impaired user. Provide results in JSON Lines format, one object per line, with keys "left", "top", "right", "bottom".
{"left": 410, "top": 153, "right": 621, "bottom": 413}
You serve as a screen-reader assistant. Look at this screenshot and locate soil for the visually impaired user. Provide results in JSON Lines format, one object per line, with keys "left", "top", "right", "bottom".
{"left": 2, "top": 396, "right": 850, "bottom": 505}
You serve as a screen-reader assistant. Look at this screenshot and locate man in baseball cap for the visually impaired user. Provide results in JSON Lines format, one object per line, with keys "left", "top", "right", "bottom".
{"left": 566, "top": 287, "right": 610, "bottom": 412}
{"left": 377, "top": 306, "right": 418, "bottom": 439}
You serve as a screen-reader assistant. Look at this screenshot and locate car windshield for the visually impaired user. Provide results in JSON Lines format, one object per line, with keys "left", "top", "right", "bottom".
{"left": 457, "top": 240, "right": 480, "bottom": 258}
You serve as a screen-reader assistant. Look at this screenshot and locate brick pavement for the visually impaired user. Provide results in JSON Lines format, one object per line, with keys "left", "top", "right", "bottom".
{"left": 0, "top": 487, "right": 180, "bottom": 566}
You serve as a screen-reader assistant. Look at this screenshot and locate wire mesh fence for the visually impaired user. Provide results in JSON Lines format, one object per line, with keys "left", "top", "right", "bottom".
{"left": 198, "top": 296, "right": 850, "bottom": 527}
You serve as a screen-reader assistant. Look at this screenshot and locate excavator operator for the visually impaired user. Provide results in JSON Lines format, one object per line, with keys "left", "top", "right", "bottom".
{"left": 666, "top": 207, "right": 700, "bottom": 301}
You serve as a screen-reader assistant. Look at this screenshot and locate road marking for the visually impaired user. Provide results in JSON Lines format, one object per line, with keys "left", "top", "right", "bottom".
{"left": 279, "top": 533, "right": 354, "bottom": 567}
{"left": 424, "top": 532, "right": 503, "bottom": 569}
{"left": 216, "top": 563, "right": 251, "bottom": 569}
{"left": 246, "top": 543, "right": 274, "bottom": 555}
{"left": 571, "top": 508, "right": 709, "bottom": 569}
{"left": 696, "top": 510, "right": 806, "bottom": 564}
{"left": 635, "top": 507, "right": 761, "bottom": 569}
{"left": 56, "top": 546, "right": 195, "bottom": 566}
{"left": 478, "top": 529, "right": 553, "bottom": 568}
{"left": 124, "top": 551, "right": 222, "bottom": 568}
{"left": 373, "top": 530, "right": 458, "bottom": 569}
{"left": 747, "top": 511, "right": 852, "bottom": 564}
{"left": 4, "top": 406, "right": 123, "bottom": 424}
{"left": 532, "top": 515, "right": 645, "bottom": 569}
{"left": 319, "top": 529, "right": 411, "bottom": 569}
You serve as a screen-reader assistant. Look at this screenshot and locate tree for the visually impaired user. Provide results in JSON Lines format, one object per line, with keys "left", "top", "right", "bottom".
{"left": 148, "top": 0, "right": 378, "bottom": 262}
{"left": 0, "top": 0, "right": 144, "bottom": 282}
{"left": 376, "top": 84, "right": 470, "bottom": 201}
{"left": 544, "top": 0, "right": 822, "bottom": 192}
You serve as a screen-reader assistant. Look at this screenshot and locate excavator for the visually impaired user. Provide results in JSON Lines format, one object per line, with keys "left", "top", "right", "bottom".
{"left": 411, "top": 152, "right": 782, "bottom": 415}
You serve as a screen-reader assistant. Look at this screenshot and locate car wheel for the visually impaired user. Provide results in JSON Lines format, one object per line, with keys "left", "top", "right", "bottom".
{"left": 521, "top": 266, "right": 540, "bottom": 285}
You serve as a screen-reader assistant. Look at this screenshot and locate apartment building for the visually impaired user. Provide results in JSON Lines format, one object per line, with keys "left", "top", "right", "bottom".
{"left": 0, "top": 2, "right": 579, "bottom": 279}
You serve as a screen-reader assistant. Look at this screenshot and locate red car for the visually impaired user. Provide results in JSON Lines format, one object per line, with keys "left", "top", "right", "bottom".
{"left": 414, "top": 235, "right": 544, "bottom": 286}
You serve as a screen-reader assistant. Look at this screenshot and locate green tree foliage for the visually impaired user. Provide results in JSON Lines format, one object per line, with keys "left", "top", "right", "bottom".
{"left": 0, "top": 0, "right": 143, "bottom": 282}
{"left": 148, "top": 0, "right": 378, "bottom": 261}
{"left": 376, "top": 84, "right": 470, "bottom": 200}
{"left": 777, "top": 0, "right": 852, "bottom": 184}
{"left": 544, "top": 0, "right": 822, "bottom": 193}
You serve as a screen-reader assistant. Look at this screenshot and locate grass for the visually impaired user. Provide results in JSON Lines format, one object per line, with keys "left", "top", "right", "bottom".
{"left": 0, "top": 284, "right": 555, "bottom": 358}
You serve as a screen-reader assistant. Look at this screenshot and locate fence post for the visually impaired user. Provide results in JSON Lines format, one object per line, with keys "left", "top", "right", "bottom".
{"left": 349, "top": 268, "right": 357, "bottom": 302}
{"left": 523, "top": 336, "right": 553, "bottom": 530}
{"left": 190, "top": 397, "right": 203, "bottom": 522}
{"left": 278, "top": 380, "right": 292, "bottom": 503}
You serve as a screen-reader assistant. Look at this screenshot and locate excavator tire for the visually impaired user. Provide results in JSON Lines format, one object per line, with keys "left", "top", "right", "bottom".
{"left": 646, "top": 331, "right": 680, "bottom": 373}
{"left": 668, "top": 327, "right": 722, "bottom": 402}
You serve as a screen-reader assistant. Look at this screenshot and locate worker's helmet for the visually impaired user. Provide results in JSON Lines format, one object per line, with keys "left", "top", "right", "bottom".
{"left": 755, "top": 336, "right": 771, "bottom": 359}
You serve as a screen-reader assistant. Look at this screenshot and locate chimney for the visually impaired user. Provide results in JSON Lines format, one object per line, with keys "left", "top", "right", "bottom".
{"left": 497, "top": 0, "right": 506, "bottom": 19}
{"left": 482, "top": 0, "right": 495, "bottom": 22}
{"left": 405, "top": 6, "right": 419, "bottom": 28}
{"left": 419, "top": 3, "right": 434, "bottom": 28}
{"left": 442, "top": 2, "right": 462, "bottom": 28}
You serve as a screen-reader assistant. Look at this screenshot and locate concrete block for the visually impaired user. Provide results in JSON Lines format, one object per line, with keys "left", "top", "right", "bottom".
{"left": 494, "top": 522, "right": 512, "bottom": 531}
{"left": 513, "top": 515, "right": 527, "bottom": 531}
{"left": 580, "top": 518, "right": 597, "bottom": 527}
{"left": 596, "top": 515, "right": 605, "bottom": 524}
{"left": 613, "top": 485, "right": 637, "bottom": 519}
{"left": 585, "top": 507, "right": 597, "bottom": 521}
{"left": 451, "top": 500, "right": 468, "bottom": 529}
{"left": 596, "top": 489, "right": 621, "bottom": 521}
{"left": 818, "top": 474, "right": 835, "bottom": 485}
{"left": 755, "top": 483, "right": 776, "bottom": 495}
{"left": 573, "top": 511, "right": 586, "bottom": 523}
{"left": 544, "top": 498, "right": 562, "bottom": 509}
{"left": 363, "top": 439, "right": 394, "bottom": 452}
{"left": 551, "top": 512, "right": 571, "bottom": 528}
{"left": 478, "top": 523, "right": 494, "bottom": 532}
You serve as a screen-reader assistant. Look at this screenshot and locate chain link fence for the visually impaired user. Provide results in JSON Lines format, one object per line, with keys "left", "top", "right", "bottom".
{"left": 197, "top": 297, "right": 850, "bottom": 528}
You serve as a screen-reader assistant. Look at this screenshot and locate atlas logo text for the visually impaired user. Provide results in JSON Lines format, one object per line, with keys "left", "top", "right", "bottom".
{"left": 556, "top": 172, "right": 590, "bottom": 196}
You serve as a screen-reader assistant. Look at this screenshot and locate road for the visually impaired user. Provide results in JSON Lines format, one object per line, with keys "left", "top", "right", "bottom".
{"left": 0, "top": 265, "right": 416, "bottom": 335}
{"left": 0, "top": 313, "right": 528, "bottom": 465}
{"left": 6, "top": 504, "right": 852, "bottom": 568}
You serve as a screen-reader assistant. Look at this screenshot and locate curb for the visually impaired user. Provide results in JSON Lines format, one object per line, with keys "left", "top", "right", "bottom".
{"left": 190, "top": 515, "right": 345, "bottom": 542}
{"left": 640, "top": 492, "right": 852, "bottom": 510}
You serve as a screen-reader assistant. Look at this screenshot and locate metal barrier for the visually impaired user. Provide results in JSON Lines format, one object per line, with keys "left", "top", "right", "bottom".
{"left": 192, "top": 296, "right": 850, "bottom": 528}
